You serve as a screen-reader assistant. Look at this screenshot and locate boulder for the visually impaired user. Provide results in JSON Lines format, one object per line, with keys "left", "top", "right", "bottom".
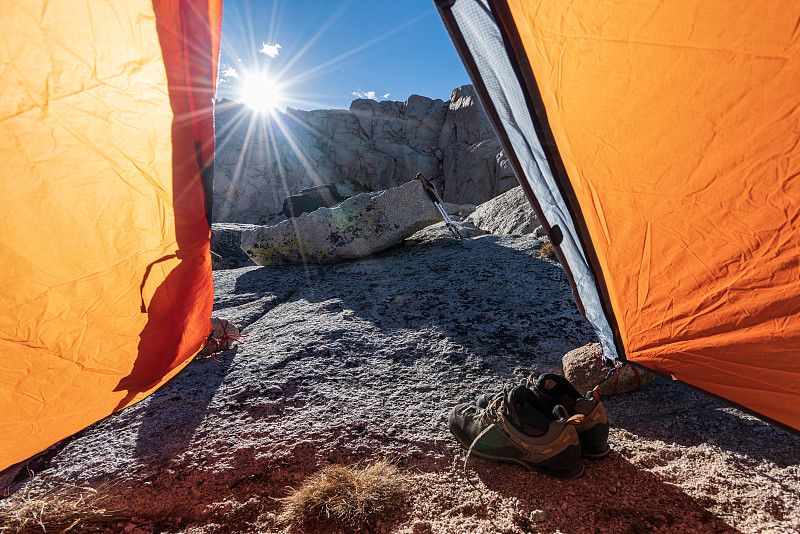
{"left": 403, "top": 221, "right": 488, "bottom": 245}
{"left": 198, "top": 317, "right": 241, "bottom": 356}
{"left": 211, "top": 223, "right": 259, "bottom": 268}
{"left": 466, "top": 186, "right": 539, "bottom": 235}
{"left": 282, "top": 184, "right": 346, "bottom": 219}
{"left": 241, "top": 180, "right": 442, "bottom": 265}
{"left": 440, "top": 202, "right": 477, "bottom": 218}
{"left": 562, "top": 343, "right": 656, "bottom": 396}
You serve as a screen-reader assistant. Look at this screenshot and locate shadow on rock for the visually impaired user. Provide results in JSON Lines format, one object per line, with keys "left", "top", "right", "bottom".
{"left": 132, "top": 346, "right": 237, "bottom": 465}
{"left": 230, "top": 233, "right": 593, "bottom": 369}
{"left": 604, "top": 379, "right": 800, "bottom": 468}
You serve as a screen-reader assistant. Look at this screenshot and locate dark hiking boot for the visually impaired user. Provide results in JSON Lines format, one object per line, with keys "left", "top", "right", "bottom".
{"left": 448, "top": 385, "right": 584, "bottom": 478}
{"left": 530, "top": 373, "right": 610, "bottom": 459}
{"left": 476, "top": 374, "right": 610, "bottom": 459}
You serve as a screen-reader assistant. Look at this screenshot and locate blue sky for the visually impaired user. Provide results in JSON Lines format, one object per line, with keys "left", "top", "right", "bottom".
{"left": 216, "top": 0, "right": 471, "bottom": 112}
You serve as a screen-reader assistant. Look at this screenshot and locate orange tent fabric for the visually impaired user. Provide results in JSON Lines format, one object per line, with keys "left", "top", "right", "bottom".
{"left": 439, "top": 0, "right": 800, "bottom": 432}
{"left": 0, "top": 0, "right": 221, "bottom": 470}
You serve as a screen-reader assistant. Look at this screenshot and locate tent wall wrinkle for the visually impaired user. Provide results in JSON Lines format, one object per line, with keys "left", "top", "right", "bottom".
{"left": 0, "top": 0, "right": 221, "bottom": 471}
{"left": 438, "top": 0, "right": 800, "bottom": 433}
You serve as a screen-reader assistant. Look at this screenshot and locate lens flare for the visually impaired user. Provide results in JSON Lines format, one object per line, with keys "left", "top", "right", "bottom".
{"left": 241, "top": 73, "right": 282, "bottom": 112}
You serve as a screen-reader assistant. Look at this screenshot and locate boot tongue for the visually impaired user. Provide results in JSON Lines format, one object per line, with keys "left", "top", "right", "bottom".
{"left": 504, "top": 385, "right": 533, "bottom": 428}
{"left": 535, "top": 373, "right": 579, "bottom": 410}
{"left": 504, "top": 386, "right": 552, "bottom": 436}
{"left": 536, "top": 374, "right": 560, "bottom": 394}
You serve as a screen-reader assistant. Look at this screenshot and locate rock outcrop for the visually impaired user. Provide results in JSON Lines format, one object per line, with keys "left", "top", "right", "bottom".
{"left": 213, "top": 86, "right": 516, "bottom": 223}
{"left": 4, "top": 231, "right": 799, "bottom": 534}
{"left": 241, "top": 180, "right": 442, "bottom": 265}
{"left": 210, "top": 223, "right": 259, "bottom": 269}
{"left": 3, "top": 228, "right": 593, "bottom": 523}
{"left": 466, "top": 186, "right": 538, "bottom": 236}
{"left": 438, "top": 88, "right": 516, "bottom": 205}
{"left": 282, "top": 184, "right": 346, "bottom": 219}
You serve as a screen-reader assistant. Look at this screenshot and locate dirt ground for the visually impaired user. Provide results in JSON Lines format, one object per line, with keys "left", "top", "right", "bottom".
{"left": 79, "top": 378, "right": 799, "bottom": 534}
{"left": 4, "top": 231, "right": 799, "bottom": 534}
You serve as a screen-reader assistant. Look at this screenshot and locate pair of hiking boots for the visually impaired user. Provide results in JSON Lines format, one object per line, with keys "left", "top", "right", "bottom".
{"left": 448, "top": 373, "right": 610, "bottom": 479}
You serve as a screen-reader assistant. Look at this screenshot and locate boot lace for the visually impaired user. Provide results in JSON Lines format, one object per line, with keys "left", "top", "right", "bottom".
{"left": 464, "top": 388, "right": 508, "bottom": 487}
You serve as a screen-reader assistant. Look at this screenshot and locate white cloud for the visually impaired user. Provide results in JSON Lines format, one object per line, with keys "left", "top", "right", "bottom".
{"left": 352, "top": 91, "right": 392, "bottom": 102}
{"left": 221, "top": 66, "right": 239, "bottom": 79}
{"left": 352, "top": 90, "right": 377, "bottom": 100}
{"left": 259, "top": 42, "right": 281, "bottom": 58}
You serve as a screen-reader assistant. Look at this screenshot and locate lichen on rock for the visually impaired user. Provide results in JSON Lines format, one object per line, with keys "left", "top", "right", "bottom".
{"left": 241, "top": 179, "right": 443, "bottom": 266}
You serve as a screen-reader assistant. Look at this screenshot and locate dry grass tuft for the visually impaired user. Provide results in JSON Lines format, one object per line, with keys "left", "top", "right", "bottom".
{"left": 539, "top": 242, "right": 556, "bottom": 260}
{"left": 278, "top": 459, "right": 410, "bottom": 531}
{"left": 0, "top": 481, "right": 121, "bottom": 533}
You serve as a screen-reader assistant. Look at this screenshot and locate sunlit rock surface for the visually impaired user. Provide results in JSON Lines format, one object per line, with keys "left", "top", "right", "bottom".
{"left": 466, "top": 186, "right": 539, "bottom": 236}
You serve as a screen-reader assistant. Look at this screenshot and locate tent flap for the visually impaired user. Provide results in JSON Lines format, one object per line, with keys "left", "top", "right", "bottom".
{"left": 437, "top": 0, "right": 800, "bottom": 433}
{"left": 0, "top": 0, "right": 221, "bottom": 471}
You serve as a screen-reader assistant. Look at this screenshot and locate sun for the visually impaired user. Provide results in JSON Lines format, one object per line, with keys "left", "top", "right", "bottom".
{"left": 241, "top": 73, "right": 283, "bottom": 112}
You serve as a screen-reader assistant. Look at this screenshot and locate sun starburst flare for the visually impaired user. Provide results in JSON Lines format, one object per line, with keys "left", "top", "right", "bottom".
{"left": 240, "top": 72, "right": 283, "bottom": 113}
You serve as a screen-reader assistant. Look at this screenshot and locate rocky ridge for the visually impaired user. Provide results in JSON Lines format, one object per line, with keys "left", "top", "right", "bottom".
{"left": 213, "top": 85, "right": 517, "bottom": 223}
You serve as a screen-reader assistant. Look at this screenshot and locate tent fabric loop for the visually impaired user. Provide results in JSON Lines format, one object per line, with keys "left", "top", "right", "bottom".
{"left": 202, "top": 319, "right": 247, "bottom": 361}
{"left": 139, "top": 253, "right": 180, "bottom": 312}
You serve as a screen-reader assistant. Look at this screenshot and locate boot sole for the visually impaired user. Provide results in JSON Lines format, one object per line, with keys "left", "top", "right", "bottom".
{"left": 581, "top": 444, "right": 611, "bottom": 460}
{"left": 448, "top": 418, "right": 585, "bottom": 479}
